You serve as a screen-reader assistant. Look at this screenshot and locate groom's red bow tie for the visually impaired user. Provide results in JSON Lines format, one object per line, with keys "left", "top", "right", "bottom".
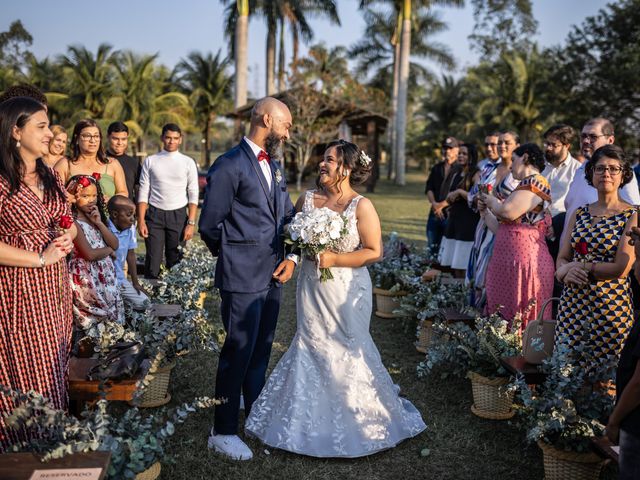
{"left": 258, "top": 150, "right": 270, "bottom": 164}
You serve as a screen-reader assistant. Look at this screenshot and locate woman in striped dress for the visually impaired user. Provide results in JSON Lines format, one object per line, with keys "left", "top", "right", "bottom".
{"left": 0, "top": 97, "right": 76, "bottom": 450}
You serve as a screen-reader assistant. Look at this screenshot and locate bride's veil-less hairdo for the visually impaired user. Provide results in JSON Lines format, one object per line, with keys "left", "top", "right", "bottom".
{"left": 317, "top": 140, "right": 373, "bottom": 204}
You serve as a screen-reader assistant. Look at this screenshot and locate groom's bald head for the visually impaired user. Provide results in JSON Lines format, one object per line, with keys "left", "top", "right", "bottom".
{"left": 247, "top": 97, "right": 292, "bottom": 154}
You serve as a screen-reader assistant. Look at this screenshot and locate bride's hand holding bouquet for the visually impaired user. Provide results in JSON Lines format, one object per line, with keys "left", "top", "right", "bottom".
{"left": 285, "top": 207, "right": 348, "bottom": 281}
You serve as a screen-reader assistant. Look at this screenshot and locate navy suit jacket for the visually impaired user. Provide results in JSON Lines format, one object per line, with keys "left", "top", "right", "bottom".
{"left": 198, "top": 140, "right": 296, "bottom": 293}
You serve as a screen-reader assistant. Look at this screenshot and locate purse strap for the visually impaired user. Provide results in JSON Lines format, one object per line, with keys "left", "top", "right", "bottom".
{"left": 535, "top": 297, "right": 560, "bottom": 322}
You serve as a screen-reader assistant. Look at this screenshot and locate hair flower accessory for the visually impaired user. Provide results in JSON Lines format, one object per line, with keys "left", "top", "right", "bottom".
{"left": 91, "top": 172, "right": 101, "bottom": 181}
{"left": 77, "top": 177, "right": 91, "bottom": 188}
{"left": 359, "top": 151, "right": 372, "bottom": 167}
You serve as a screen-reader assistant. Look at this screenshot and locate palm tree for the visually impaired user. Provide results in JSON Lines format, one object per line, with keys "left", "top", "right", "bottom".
{"left": 105, "top": 51, "right": 191, "bottom": 153}
{"left": 350, "top": 6, "right": 454, "bottom": 178}
{"left": 294, "top": 43, "right": 349, "bottom": 95}
{"left": 221, "top": 0, "right": 251, "bottom": 108}
{"left": 358, "top": 0, "right": 462, "bottom": 184}
{"left": 59, "top": 43, "right": 116, "bottom": 119}
{"left": 175, "top": 50, "right": 233, "bottom": 166}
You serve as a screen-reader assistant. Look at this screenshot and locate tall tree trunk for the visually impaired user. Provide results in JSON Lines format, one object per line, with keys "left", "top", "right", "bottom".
{"left": 201, "top": 116, "right": 211, "bottom": 167}
{"left": 277, "top": 18, "right": 285, "bottom": 92}
{"left": 234, "top": 0, "right": 249, "bottom": 109}
{"left": 291, "top": 27, "right": 299, "bottom": 70}
{"left": 266, "top": 24, "right": 277, "bottom": 96}
{"left": 395, "top": 0, "right": 411, "bottom": 186}
{"left": 388, "top": 17, "right": 402, "bottom": 180}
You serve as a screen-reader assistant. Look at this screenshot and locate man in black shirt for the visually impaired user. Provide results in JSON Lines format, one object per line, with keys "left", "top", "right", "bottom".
{"left": 107, "top": 122, "right": 140, "bottom": 202}
{"left": 425, "top": 136, "right": 460, "bottom": 254}
{"left": 606, "top": 226, "right": 640, "bottom": 480}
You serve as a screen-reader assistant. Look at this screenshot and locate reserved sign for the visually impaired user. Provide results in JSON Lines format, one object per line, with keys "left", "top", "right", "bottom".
{"left": 29, "top": 468, "right": 103, "bottom": 480}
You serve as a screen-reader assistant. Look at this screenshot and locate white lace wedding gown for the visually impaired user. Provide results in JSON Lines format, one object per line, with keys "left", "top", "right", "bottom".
{"left": 245, "top": 191, "right": 426, "bottom": 458}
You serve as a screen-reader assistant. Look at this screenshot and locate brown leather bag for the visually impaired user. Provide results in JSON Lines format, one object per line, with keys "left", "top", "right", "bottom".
{"left": 522, "top": 298, "right": 558, "bottom": 365}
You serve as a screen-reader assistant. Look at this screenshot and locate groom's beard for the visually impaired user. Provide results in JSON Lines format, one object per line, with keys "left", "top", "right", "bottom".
{"left": 264, "top": 132, "right": 285, "bottom": 161}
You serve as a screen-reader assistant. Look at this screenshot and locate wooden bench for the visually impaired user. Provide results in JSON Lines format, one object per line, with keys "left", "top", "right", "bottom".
{"left": 68, "top": 357, "right": 143, "bottom": 415}
{"left": 0, "top": 451, "right": 110, "bottom": 479}
{"left": 500, "top": 355, "right": 547, "bottom": 385}
{"left": 437, "top": 307, "right": 476, "bottom": 328}
{"left": 150, "top": 303, "right": 182, "bottom": 318}
{"left": 590, "top": 436, "right": 619, "bottom": 464}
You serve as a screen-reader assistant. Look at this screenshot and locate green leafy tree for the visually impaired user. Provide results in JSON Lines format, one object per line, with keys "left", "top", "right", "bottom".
{"left": 175, "top": 50, "right": 233, "bottom": 166}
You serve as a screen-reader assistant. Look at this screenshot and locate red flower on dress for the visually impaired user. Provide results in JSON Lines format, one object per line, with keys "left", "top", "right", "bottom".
{"left": 98, "top": 273, "right": 106, "bottom": 284}
{"left": 73, "top": 274, "right": 82, "bottom": 285}
{"left": 59, "top": 215, "right": 74, "bottom": 230}
{"left": 77, "top": 177, "right": 91, "bottom": 188}
{"left": 575, "top": 240, "right": 589, "bottom": 256}
{"left": 486, "top": 184, "right": 493, "bottom": 192}
{"left": 91, "top": 172, "right": 101, "bottom": 181}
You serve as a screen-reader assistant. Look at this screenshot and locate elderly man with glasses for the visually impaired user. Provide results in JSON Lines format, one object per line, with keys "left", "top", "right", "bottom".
{"left": 563, "top": 118, "right": 640, "bottom": 233}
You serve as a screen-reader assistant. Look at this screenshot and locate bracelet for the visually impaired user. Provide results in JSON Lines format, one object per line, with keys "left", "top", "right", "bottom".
{"left": 187, "top": 220, "right": 196, "bottom": 226}
{"left": 38, "top": 252, "right": 46, "bottom": 268}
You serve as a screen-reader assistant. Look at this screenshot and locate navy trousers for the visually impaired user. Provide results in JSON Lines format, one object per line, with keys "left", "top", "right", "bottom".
{"left": 214, "top": 286, "right": 281, "bottom": 435}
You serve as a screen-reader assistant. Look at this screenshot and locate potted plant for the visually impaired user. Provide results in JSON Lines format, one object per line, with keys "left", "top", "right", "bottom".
{"left": 3, "top": 386, "right": 219, "bottom": 480}
{"left": 394, "top": 279, "right": 469, "bottom": 353}
{"left": 369, "top": 233, "right": 432, "bottom": 318}
{"left": 514, "top": 344, "right": 613, "bottom": 479}
{"left": 418, "top": 311, "right": 522, "bottom": 419}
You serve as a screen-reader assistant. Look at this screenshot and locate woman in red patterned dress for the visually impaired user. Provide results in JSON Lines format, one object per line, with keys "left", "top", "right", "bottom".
{"left": 479, "top": 143, "right": 555, "bottom": 329}
{"left": 0, "top": 97, "right": 76, "bottom": 450}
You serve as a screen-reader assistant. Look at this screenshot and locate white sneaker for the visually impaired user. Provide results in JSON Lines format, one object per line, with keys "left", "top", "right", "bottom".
{"left": 208, "top": 429, "right": 253, "bottom": 460}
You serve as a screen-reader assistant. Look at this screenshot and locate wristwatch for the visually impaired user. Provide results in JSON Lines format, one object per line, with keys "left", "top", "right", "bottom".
{"left": 187, "top": 220, "right": 196, "bottom": 226}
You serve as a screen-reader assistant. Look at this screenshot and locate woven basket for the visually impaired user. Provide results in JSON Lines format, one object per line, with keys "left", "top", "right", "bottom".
{"left": 373, "top": 287, "right": 407, "bottom": 318}
{"left": 415, "top": 319, "right": 435, "bottom": 353}
{"left": 537, "top": 441, "right": 605, "bottom": 480}
{"left": 467, "top": 371, "right": 515, "bottom": 419}
{"left": 135, "top": 462, "right": 161, "bottom": 480}
{"left": 129, "top": 360, "right": 176, "bottom": 408}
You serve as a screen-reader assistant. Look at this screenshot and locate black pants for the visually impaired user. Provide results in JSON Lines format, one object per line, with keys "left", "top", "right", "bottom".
{"left": 144, "top": 204, "right": 187, "bottom": 279}
{"left": 214, "top": 287, "right": 281, "bottom": 434}
{"left": 547, "top": 213, "right": 566, "bottom": 316}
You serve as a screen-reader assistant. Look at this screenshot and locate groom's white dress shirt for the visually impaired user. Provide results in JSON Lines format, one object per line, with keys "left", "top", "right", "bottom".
{"left": 244, "top": 136, "right": 272, "bottom": 190}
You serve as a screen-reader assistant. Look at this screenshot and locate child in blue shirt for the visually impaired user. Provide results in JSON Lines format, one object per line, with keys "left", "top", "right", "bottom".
{"left": 107, "top": 195, "right": 149, "bottom": 310}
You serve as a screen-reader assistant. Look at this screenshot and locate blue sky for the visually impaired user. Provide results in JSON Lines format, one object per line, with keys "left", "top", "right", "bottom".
{"left": 3, "top": 0, "right": 608, "bottom": 96}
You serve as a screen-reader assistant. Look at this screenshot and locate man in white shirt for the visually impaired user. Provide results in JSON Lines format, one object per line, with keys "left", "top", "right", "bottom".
{"left": 541, "top": 124, "right": 582, "bottom": 260}
{"left": 564, "top": 118, "right": 640, "bottom": 232}
{"left": 137, "top": 123, "right": 199, "bottom": 278}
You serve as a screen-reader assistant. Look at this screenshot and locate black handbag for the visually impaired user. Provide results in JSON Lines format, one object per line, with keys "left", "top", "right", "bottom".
{"left": 87, "top": 341, "right": 146, "bottom": 381}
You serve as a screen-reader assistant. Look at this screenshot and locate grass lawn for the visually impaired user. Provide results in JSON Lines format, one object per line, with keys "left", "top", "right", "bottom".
{"left": 157, "top": 171, "right": 562, "bottom": 479}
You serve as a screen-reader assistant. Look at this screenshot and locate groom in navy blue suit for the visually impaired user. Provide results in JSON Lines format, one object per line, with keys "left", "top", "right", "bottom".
{"left": 199, "top": 97, "right": 297, "bottom": 460}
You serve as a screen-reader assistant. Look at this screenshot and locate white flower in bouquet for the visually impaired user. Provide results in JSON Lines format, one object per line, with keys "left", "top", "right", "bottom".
{"left": 286, "top": 207, "right": 349, "bottom": 281}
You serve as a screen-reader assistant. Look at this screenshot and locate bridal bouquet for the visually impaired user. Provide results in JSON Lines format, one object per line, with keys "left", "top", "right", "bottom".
{"left": 285, "top": 207, "right": 349, "bottom": 281}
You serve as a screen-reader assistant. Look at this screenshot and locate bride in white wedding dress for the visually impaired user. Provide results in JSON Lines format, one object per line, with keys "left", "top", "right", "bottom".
{"left": 245, "top": 140, "right": 426, "bottom": 458}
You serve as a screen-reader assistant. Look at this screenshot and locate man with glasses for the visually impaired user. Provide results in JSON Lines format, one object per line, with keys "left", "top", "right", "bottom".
{"left": 107, "top": 122, "right": 140, "bottom": 203}
{"left": 564, "top": 118, "right": 640, "bottom": 229}
{"left": 478, "top": 132, "right": 500, "bottom": 171}
{"left": 425, "top": 136, "right": 459, "bottom": 254}
{"left": 541, "top": 124, "right": 582, "bottom": 260}
{"left": 137, "top": 123, "right": 199, "bottom": 278}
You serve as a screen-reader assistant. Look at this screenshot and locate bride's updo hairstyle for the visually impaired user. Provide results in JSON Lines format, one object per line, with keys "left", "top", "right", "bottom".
{"left": 323, "top": 139, "right": 373, "bottom": 187}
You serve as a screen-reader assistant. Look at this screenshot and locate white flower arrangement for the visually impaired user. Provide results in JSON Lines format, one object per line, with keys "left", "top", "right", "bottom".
{"left": 285, "top": 207, "right": 349, "bottom": 281}
{"left": 359, "top": 151, "right": 372, "bottom": 167}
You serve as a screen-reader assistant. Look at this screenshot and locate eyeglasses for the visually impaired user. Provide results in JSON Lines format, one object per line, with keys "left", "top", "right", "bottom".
{"left": 580, "top": 133, "right": 608, "bottom": 143}
{"left": 543, "top": 141, "right": 563, "bottom": 149}
{"left": 80, "top": 134, "right": 101, "bottom": 141}
{"left": 593, "top": 165, "right": 623, "bottom": 175}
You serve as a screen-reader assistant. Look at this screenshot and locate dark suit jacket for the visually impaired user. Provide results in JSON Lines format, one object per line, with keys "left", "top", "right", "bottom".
{"left": 198, "top": 140, "right": 295, "bottom": 293}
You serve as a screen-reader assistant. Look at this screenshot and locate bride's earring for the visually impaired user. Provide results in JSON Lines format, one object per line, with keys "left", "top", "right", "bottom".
{"left": 16, "top": 140, "right": 21, "bottom": 148}
{"left": 343, "top": 170, "right": 349, "bottom": 177}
